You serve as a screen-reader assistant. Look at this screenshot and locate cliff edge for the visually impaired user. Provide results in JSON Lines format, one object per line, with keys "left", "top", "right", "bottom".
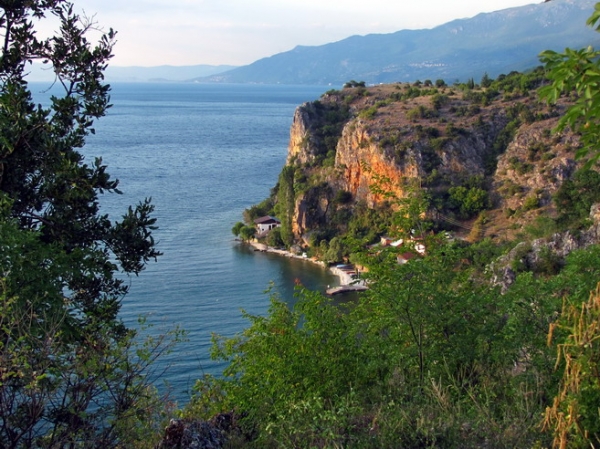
{"left": 247, "top": 71, "right": 589, "bottom": 261}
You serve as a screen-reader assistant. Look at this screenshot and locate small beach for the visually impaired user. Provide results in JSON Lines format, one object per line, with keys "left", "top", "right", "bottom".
{"left": 247, "top": 241, "right": 358, "bottom": 287}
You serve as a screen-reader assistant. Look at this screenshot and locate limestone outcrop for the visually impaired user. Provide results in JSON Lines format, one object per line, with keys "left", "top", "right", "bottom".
{"left": 276, "top": 79, "right": 583, "bottom": 245}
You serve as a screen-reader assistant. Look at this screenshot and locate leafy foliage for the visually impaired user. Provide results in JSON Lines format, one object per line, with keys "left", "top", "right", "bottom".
{"left": 274, "top": 166, "right": 296, "bottom": 247}
{"left": 448, "top": 184, "right": 489, "bottom": 219}
{"left": 186, "top": 240, "right": 600, "bottom": 447}
{"left": 0, "top": 2, "right": 172, "bottom": 446}
{"left": 544, "top": 283, "right": 600, "bottom": 448}
{"left": 539, "top": 2, "right": 600, "bottom": 166}
{"left": 221, "top": 8, "right": 600, "bottom": 443}
{"left": 554, "top": 169, "right": 600, "bottom": 227}
{"left": 0, "top": 211, "right": 180, "bottom": 448}
{"left": 300, "top": 100, "right": 351, "bottom": 167}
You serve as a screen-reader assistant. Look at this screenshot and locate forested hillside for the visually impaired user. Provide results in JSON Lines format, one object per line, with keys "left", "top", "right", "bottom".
{"left": 243, "top": 69, "right": 587, "bottom": 261}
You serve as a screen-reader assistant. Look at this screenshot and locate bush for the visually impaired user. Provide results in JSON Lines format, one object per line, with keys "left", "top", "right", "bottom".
{"left": 522, "top": 195, "right": 540, "bottom": 211}
{"left": 555, "top": 169, "right": 600, "bottom": 222}
{"left": 243, "top": 197, "right": 274, "bottom": 223}
{"left": 334, "top": 190, "right": 353, "bottom": 204}
{"left": 448, "top": 185, "right": 489, "bottom": 219}
{"left": 431, "top": 93, "right": 449, "bottom": 110}
{"left": 545, "top": 283, "right": 600, "bottom": 447}
{"left": 231, "top": 221, "right": 245, "bottom": 237}
{"left": 359, "top": 106, "right": 378, "bottom": 119}
{"left": 343, "top": 80, "right": 366, "bottom": 88}
{"left": 239, "top": 225, "right": 256, "bottom": 241}
{"left": 264, "top": 227, "right": 282, "bottom": 247}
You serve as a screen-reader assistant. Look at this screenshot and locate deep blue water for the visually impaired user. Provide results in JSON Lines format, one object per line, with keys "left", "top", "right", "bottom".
{"left": 31, "top": 82, "right": 337, "bottom": 403}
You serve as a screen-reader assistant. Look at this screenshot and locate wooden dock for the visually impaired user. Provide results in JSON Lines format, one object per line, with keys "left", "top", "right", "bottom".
{"left": 326, "top": 284, "right": 368, "bottom": 295}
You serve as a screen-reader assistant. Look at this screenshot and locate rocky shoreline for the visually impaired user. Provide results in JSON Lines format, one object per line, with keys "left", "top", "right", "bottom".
{"left": 247, "top": 241, "right": 356, "bottom": 286}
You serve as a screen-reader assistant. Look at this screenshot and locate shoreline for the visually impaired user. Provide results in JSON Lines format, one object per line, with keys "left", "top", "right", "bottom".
{"left": 246, "top": 241, "right": 356, "bottom": 286}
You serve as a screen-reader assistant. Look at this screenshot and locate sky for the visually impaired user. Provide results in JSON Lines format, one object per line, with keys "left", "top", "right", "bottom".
{"left": 68, "top": 0, "right": 540, "bottom": 67}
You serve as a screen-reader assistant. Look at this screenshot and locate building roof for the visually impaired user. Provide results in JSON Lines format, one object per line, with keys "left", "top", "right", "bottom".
{"left": 254, "top": 215, "right": 280, "bottom": 225}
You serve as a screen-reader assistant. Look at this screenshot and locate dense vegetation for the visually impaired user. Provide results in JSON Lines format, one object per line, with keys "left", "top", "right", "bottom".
{"left": 4, "top": 1, "right": 600, "bottom": 448}
{"left": 217, "top": 4, "right": 600, "bottom": 448}
{"left": 240, "top": 66, "right": 558, "bottom": 263}
{"left": 185, "top": 241, "right": 600, "bottom": 447}
{"left": 0, "top": 2, "right": 178, "bottom": 447}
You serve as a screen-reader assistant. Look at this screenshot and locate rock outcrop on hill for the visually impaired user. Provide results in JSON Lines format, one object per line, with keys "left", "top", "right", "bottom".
{"left": 278, "top": 75, "right": 582, "bottom": 245}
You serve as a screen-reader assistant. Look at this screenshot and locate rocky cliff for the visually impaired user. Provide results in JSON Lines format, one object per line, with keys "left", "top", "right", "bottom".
{"left": 278, "top": 72, "right": 584, "bottom": 248}
{"left": 494, "top": 119, "right": 580, "bottom": 210}
{"left": 252, "top": 70, "right": 580, "bottom": 256}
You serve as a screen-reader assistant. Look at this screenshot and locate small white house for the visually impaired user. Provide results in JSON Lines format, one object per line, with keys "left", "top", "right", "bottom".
{"left": 254, "top": 216, "right": 281, "bottom": 234}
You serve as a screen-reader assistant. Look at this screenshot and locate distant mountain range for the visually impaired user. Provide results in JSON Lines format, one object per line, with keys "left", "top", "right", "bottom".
{"left": 102, "top": 64, "right": 238, "bottom": 82}
{"left": 196, "top": 0, "right": 600, "bottom": 86}
{"left": 25, "top": 0, "right": 600, "bottom": 86}
{"left": 26, "top": 63, "right": 238, "bottom": 83}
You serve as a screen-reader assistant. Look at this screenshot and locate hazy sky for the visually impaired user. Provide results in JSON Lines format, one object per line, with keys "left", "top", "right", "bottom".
{"left": 70, "top": 0, "right": 540, "bottom": 67}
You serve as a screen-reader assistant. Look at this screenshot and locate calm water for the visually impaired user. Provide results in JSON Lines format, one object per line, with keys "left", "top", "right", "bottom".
{"left": 36, "top": 82, "right": 337, "bottom": 402}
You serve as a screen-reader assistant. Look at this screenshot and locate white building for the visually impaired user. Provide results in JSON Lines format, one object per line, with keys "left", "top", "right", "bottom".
{"left": 254, "top": 216, "right": 281, "bottom": 234}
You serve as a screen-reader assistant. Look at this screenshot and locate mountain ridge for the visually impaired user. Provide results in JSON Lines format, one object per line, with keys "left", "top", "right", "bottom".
{"left": 197, "top": 0, "right": 599, "bottom": 85}
{"left": 25, "top": 63, "right": 238, "bottom": 83}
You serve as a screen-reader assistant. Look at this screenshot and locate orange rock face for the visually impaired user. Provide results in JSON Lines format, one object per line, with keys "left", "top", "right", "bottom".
{"left": 335, "top": 122, "right": 418, "bottom": 207}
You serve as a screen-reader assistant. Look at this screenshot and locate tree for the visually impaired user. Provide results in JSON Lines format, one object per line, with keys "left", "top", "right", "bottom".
{"left": 231, "top": 221, "right": 245, "bottom": 237}
{"left": 448, "top": 185, "right": 489, "bottom": 219}
{"left": 343, "top": 80, "right": 366, "bottom": 88}
{"left": 0, "top": 1, "right": 168, "bottom": 446}
{"left": 266, "top": 226, "right": 284, "bottom": 247}
{"left": 554, "top": 169, "right": 600, "bottom": 226}
{"left": 0, "top": 1, "right": 161, "bottom": 307}
{"left": 239, "top": 224, "right": 256, "bottom": 242}
{"left": 188, "top": 288, "right": 363, "bottom": 447}
{"left": 539, "top": 2, "right": 600, "bottom": 166}
{"left": 275, "top": 165, "right": 295, "bottom": 247}
{"left": 324, "top": 236, "right": 344, "bottom": 264}
{"left": 391, "top": 179, "right": 432, "bottom": 239}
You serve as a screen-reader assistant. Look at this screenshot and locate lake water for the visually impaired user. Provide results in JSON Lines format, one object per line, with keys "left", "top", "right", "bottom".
{"left": 37, "top": 82, "right": 338, "bottom": 403}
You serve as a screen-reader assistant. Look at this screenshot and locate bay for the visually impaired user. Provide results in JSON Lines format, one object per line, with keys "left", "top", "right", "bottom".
{"left": 31, "top": 82, "right": 336, "bottom": 403}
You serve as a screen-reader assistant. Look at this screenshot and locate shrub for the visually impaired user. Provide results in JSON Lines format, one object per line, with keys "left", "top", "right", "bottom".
{"left": 239, "top": 225, "right": 256, "bottom": 241}
{"left": 359, "top": 106, "right": 378, "bottom": 119}
{"left": 231, "top": 221, "right": 245, "bottom": 237}
{"left": 522, "top": 195, "right": 540, "bottom": 211}
{"left": 555, "top": 169, "right": 600, "bottom": 227}
{"left": 448, "top": 185, "right": 489, "bottom": 219}
{"left": 431, "top": 93, "right": 449, "bottom": 110}
{"left": 343, "top": 80, "right": 366, "bottom": 88}
{"left": 544, "top": 283, "right": 600, "bottom": 448}
{"left": 266, "top": 227, "right": 284, "bottom": 247}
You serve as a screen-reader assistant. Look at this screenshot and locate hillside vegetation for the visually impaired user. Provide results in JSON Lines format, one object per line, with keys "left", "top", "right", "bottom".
{"left": 245, "top": 69, "right": 586, "bottom": 259}
{"left": 192, "top": 8, "right": 600, "bottom": 449}
{"left": 5, "top": 1, "right": 600, "bottom": 448}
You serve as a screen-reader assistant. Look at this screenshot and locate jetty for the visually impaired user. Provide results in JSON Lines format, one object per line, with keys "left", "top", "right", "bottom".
{"left": 326, "top": 284, "right": 368, "bottom": 295}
